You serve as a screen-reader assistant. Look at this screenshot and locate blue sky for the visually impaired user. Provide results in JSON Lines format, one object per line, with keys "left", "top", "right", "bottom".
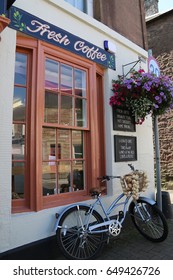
{"left": 158, "top": 0, "right": 173, "bottom": 13}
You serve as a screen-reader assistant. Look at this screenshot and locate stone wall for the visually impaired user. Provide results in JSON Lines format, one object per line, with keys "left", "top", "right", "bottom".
{"left": 147, "top": 11, "right": 173, "bottom": 189}
{"left": 156, "top": 52, "right": 173, "bottom": 189}
{"left": 144, "top": 0, "right": 158, "bottom": 17}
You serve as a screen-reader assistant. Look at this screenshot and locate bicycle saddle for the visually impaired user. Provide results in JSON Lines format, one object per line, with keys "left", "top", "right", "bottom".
{"left": 89, "top": 188, "right": 101, "bottom": 197}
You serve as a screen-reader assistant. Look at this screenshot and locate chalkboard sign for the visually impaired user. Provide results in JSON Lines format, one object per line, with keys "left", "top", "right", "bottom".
{"left": 114, "top": 135, "right": 137, "bottom": 162}
{"left": 113, "top": 106, "right": 135, "bottom": 132}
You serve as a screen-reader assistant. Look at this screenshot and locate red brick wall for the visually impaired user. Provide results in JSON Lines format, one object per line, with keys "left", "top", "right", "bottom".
{"left": 93, "top": 0, "right": 148, "bottom": 49}
{"left": 147, "top": 10, "right": 173, "bottom": 57}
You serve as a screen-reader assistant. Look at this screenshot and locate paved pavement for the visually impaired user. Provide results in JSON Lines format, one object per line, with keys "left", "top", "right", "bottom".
{"left": 97, "top": 213, "right": 173, "bottom": 260}
{"left": 99, "top": 190, "right": 173, "bottom": 260}
{"left": 55, "top": 190, "right": 173, "bottom": 260}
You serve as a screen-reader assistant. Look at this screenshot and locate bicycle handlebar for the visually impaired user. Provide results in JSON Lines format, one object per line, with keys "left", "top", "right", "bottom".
{"left": 98, "top": 164, "right": 138, "bottom": 182}
{"left": 97, "top": 175, "right": 121, "bottom": 182}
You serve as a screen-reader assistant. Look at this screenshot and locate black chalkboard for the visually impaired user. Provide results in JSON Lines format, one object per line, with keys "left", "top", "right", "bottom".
{"left": 114, "top": 135, "right": 137, "bottom": 162}
{"left": 113, "top": 106, "right": 135, "bottom": 132}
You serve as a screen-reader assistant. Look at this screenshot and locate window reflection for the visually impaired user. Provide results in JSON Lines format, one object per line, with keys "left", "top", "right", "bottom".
{"left": 58, "top": 129, "right": 71, "bottom": 159}
{"left": 60, "top": 95, "right": 73, "bottom": 126}
{"left": 13, "top": 87, "right": 26, "bottom": 122}
{"left": 61, "top": 64, "right": 73, "bottom": 94}
{"left": 72, "top": 130, "right": 83, "bottom": 158}
{"left": 12, "top": 124, "right": 25, "bottom": 160}
{"left": 45, "top": 59, "right": 59, "bottom": 91}
{"left": 58, "top": 161, "right": 71, "bottom": 193}
{"left": 74, "top": 69, "right": 86, "bottom": 97}
{"left": 12, "top": 162, "right": 25, "bottom": 199}
{"left": 44, "top": 91, "right": 58, "bottom": 123}
{"left": 42, "top": 163, "right": 57, "bottom": 196}
{"left": 72, "top": 161, "right": 84, "bottom": 191}
{"left": 75, "top": 98, "right": 87, "bottom": 127}
{"left": 14, "top": 53, "right": 27, "bottom": 85}
{"left": 42, "top": 127, "right": 56, "bottom": 161}
{"left": 64, "top": 0, "right": 86, "bottom": 12}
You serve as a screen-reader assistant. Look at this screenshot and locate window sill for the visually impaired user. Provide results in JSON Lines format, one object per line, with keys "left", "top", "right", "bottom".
{"left": 42, "top": 191, "right": 92, "bottom": 210}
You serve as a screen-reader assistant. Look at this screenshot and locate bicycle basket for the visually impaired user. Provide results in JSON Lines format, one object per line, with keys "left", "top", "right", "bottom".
{"left": 120, "top": 171, "right": 149, "bottom": 200}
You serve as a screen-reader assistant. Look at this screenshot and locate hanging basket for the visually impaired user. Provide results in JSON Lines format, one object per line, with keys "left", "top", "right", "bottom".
{"left": 120, "top": 170, "right": 149, "bottom": 200}
{"left": 0, "top": 15, "right": 11, "bottom": 33}
{"left": 110, "top": 70, "right": 173, "bottom": 125}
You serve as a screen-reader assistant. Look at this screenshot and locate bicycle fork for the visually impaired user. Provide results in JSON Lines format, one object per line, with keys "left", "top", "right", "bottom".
{"left": 134, "top": 201, "right": 151, "bottom": 222}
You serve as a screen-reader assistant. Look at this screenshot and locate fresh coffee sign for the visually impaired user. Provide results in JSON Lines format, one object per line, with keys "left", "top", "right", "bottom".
{"left": 9, "top": 6, "right": 115, "bottom": 70}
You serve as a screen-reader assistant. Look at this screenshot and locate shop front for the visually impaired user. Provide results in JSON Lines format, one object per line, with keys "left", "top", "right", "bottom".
{"left": 0, "top": 0, "right": 155, "bottom": 255}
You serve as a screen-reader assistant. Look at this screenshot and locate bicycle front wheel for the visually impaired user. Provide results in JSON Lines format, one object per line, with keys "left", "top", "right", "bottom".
{"left": 56, "top": 205, "right": 105, "bottom": 259}
{"left": 129, "top": 199, "right": 168, "bottom": 242}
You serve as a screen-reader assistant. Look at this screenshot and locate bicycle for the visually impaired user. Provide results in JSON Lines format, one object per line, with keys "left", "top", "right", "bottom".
{"left": 54, "top": 164, "right": 168, "bottom": 260}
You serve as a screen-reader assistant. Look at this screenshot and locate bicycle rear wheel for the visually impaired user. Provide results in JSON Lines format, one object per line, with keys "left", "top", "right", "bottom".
{"left": 56, "top": 205, "right": 105, "bottom": 259}
{"left": 129, "top": 199, "right": 168, "bottom": 242}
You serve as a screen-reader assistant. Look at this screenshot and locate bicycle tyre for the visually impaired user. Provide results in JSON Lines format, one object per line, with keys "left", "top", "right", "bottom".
{"left": 129, "top": 199, "right": 168, "bottom": 242}
{"left": 56, "top": 205, "right": 105, "bottom": 259}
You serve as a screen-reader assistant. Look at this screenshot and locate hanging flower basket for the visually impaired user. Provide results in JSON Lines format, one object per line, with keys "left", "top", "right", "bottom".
{"left": 0, "top": 15, "right": 11, "bottom": 33}
{"left": 110, "top": 69, "right": 173, "bottom": 124}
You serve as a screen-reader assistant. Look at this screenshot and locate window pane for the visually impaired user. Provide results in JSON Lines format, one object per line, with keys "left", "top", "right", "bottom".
{"left": 75, "top": 98, "right": 87, "bottom": 127}
{"left": 72, "top": 130, "right": 83, "bottom": 158}
{"left": 13, "top": 87, "right": 26, "bottom": 121}
{"left": 42, "top": 163, "right": 57, "bottom": 196}
{"left": 60, "top": 95, "right": 74, "bottom": 126}
{"left": 74, "top": 69, "right": 86, "bottom": 97}
{"left": 58, "top": 129, "right": 71, "bottom": 159}
{"left": 61, "top": 64, "right": 73, "bottom": 94}
{"left": 45, "top": 59, "right": 59, "bottom": 91}
{"left": 44, "top": 91, "right": 58, "bottom": 123}
{"left": 12, "top": 124, "right": 25, "bottom": 160}
{"left": 64, "top": 0, "right": 85, "bottom": 12}
{"left": 73, "top": 161, "right": 84, "bottom": 191}
{"left": 58, "top": 161, "right": 71, "bottom": 193}
{"left": 15, "top": 53, "right": 27, "bottom": 85}
{"left": 12, "top": 162, "right": 25, "bottom": 199}
{"left": 42, "top": 127, "right": 56, "bottom": 161}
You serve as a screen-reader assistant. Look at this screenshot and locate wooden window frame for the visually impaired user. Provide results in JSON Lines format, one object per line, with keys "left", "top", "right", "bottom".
{"left": 12, "top": 36, "right": 106, "bottom": 213}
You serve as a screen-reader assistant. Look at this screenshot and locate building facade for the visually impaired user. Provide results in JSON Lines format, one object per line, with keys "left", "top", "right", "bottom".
{"left": 0, "top": 0, "right": 155, "bottom": 256}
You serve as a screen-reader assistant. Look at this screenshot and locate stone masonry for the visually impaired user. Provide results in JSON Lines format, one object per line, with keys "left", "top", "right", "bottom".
{"left": 146, "top": 10, "right": 173, "bottom": 189}
{"left": 144, "top": 0, "right": 159, "bottom": 17}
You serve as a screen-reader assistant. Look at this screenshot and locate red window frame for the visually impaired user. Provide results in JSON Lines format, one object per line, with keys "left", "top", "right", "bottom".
{"left": 12, "top": 36, "right": 106, "bottom": 213}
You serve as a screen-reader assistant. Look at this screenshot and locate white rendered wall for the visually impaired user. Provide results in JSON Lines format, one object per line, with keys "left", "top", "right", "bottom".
{"left": 0, "top": 27, "right": 16, "bottom": 252}
{"left": 0, "top": 0, "right": 155, "bottom": 253}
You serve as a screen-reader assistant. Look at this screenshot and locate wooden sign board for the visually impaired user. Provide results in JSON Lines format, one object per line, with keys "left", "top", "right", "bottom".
{"left": 113, "top": 106, "right": 135, "bottom": 132}
{"left": 114, "top": 135, "right": 137, "bottom": 162}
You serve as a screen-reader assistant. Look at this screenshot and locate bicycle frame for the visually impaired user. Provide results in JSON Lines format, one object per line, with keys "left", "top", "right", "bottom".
{"left": 86, "top": 192, "right": 131, "bottom": 234}
{"left": 54, "top": 194, "right": 156, "bottom": 234}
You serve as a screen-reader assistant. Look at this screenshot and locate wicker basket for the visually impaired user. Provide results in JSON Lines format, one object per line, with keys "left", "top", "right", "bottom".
{"left": 120, "top": 171, "right": 148, "bottom": 200}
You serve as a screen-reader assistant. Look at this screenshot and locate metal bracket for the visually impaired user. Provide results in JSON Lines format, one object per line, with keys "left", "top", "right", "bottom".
{"left": 122, "top": 56, "right": 146, "bottom": 78}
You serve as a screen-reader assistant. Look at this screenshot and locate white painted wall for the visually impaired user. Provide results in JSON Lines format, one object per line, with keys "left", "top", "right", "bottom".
{"left": 0, "top": 27, "right": 16, "bottom": 252}
{"left": 0, "top": 0, "right": 155, "bottom": 253}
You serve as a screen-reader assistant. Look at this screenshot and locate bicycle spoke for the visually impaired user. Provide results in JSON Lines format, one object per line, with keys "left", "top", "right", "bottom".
{"left": 57, "top": 205, "right": 105, "bottom": 259}
{"left": 130, "top": 200, "right": 168, "bottom": 242}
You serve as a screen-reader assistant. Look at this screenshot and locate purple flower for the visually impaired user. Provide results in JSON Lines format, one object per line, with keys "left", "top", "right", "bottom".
{"left": 154, "top": 104, "right": 159, "bottom": 109}
{"left": 127, "top": 84, "right": 132, "bottom": 89}
{"left": 143, "top": 83, "right": 151, "bottom": 91}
